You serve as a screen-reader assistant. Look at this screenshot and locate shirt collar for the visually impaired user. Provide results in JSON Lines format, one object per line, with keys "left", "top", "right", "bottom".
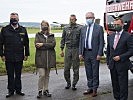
{"left": 11, "top": 24, "right": 19, "bottom": 29}
{"left": 86, "top": 23, "right": 94, "bottom": 27}
{"left": 68, "top": 23, "right": 77, "bottom": 28}
{"left": 116, "top": 29, "right": 123, "bottom": 35}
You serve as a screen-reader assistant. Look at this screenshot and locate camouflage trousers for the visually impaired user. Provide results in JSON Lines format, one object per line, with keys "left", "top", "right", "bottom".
{"left": 64, "top": 47, "right": 80, "bottom": 86}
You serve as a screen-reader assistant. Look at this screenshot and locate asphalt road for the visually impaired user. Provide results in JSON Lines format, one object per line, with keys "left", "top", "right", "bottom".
{"left": 0, "top": 64, "right": 133, "bottom": 100}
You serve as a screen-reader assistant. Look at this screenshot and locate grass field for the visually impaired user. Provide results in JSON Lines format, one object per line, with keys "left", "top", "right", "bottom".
{"left": 27, "top": 28, "right": 63, "bottom": 34}
{"left": 0, "top": 27, "right": 63, "bottom": 34}
{"left": 0, "top": 37, "right": 65, "bottom": 74}
{"left": 0, "top": 27, "right": 64, "bottom": 74}
{"left": 23, "top": 37, "right": 64, "bottom": 66}
{"left": 0, "top": 28, "right": 106, "bottom": 74}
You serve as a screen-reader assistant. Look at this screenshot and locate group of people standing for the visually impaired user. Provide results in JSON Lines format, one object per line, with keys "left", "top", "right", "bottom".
{"left": 60, "top": 13, "right": 104, "bottom": 98}
{"left": 0, "top": 12, "right": 133, "bottom": 100}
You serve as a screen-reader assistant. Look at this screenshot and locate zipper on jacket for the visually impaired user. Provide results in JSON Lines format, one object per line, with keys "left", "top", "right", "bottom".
{"left": 46, "top": 37, "right": 49, "bottom": 69}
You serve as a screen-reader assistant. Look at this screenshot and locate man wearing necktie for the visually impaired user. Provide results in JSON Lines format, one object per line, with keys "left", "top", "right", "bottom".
{"left": 79, "top": 12, "right": 104, "bottom": 97}
{"left": 106, "top": 18, "right": 133, "bottom": 100}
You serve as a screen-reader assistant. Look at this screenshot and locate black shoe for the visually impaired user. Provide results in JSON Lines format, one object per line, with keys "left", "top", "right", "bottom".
{"left": 43, "top": 90, "right": 51, "bottom": 97}
{"left": 72, "top": 85, "right": 77, "bottom": 91}
{"left": 16, "top": 91, "right": 25, "bottom": 96}
{"left": 37, "top": 91, "right": 42, "bottom": 98}
{"left": 65, "top": 83, "right": 71, "bottom": 89}
{"left": 6, "top": 92, "right": 14, "bottom": 98}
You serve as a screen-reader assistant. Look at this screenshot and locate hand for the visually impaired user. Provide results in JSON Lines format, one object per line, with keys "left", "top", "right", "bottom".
{"left": 60, "top": 51, "right": 64, "bottom": 57}
{"left": 96, "top": 55, "right": 101, "bottom": 60}
{"left": 1, "top": 56, "right": 6, "bottom": 62}
{"left": 24, "top": 56, "right": 28, "bottom": 61}
{"left": 107, "top": 65, "right": 110, "bottom": 69}
{"left": 79, "top": 55, "right": 84, "bottom": 61}
{"left": 35, "top": 43, "right": 43, "bottom": 48}
{"left": 113, "top": 56, "right": 120, "bottom": 61}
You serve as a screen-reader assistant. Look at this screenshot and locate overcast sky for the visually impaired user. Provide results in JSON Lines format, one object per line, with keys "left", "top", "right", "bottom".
{"left": 0, "top": 0, "right": 106, "bottom": 25}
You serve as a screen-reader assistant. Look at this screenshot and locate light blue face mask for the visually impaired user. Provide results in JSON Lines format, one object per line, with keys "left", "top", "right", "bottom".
{"left": 86, "top": 19, "right": 94, "bottom": 25}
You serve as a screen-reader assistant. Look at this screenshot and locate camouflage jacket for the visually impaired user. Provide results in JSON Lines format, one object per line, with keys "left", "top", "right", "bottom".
{"left": 60, "top": 24, "right": 82, "bottom": 50}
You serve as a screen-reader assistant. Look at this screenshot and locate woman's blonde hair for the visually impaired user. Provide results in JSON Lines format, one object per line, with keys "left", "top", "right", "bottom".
{"left": 41, "top": 20, "right": 50, "bottom": 33}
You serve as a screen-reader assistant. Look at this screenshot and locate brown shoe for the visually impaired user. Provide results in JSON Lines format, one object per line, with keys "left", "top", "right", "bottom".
{"left": 83, "top": 89, "right": 93, "bottom": 95}
{"left": 92, "top": 91, "right": 97, "bottom": 97}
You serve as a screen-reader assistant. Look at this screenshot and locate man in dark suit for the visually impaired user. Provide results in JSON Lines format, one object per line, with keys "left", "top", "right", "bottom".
{"left": 106, "top": 18, "right": 133, "bottom": 100}
{"left": 79, "top": 12, "right": 104, "bottom": 97}
{"left": 0, "top": 13, "right": 30, "bottom": 98}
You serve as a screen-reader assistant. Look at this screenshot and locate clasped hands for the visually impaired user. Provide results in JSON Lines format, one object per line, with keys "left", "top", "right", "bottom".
{"left": 35, "top": 43, "right": 43, "bottom": 48}
{"left": 113, "top": 56, "right": 120, "bottom": 61}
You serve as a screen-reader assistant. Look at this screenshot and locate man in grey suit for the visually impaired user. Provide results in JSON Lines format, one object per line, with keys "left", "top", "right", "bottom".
{"left": 79, "top": 12, "right": 104, "bottom": 97}
{"left": 106, "top": 18, "right": 133, "bottom": 100}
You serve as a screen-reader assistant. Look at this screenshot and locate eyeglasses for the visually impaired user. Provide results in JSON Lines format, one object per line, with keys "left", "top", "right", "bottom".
{"left": 86, "top": 17, "right": 94, "bottom": 19}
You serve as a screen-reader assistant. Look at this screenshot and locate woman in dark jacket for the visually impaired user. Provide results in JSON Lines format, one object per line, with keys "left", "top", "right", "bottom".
{"left": 35, "top": 20, "right": 56, "bottom": 98}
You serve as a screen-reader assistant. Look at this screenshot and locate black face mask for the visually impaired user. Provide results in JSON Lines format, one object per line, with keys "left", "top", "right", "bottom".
{"left": 10, "top": 18, "right": 18, "bottom": 26}
{"left": 41, "top": 26, "right": 48, "bottom": 31}
{"left": 114, "top": 25, "right": 123, "bottom": 32}
{"left": 70, "top": 22, "right": 76, "bottom": 26}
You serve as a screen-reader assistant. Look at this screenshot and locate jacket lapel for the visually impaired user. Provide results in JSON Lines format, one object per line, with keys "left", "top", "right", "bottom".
{"left": 82, "top": 26, "right": 87, "bottom": 48}
{"left": 91, "top": 23, "right": 96, "bottom": 42}
{"left": 111, "top": 33, "right": 115, "bottom": 50}
{"left": 83, "top": 26, "right": 87, "bottom": 38}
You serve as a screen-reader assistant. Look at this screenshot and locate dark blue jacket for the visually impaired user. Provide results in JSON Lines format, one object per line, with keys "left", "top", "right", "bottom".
{"left": 79, "top": 23, "right": 104, "bottom": 57}
{"left": 0, "top": 24, "right": 30, "bottom": 62}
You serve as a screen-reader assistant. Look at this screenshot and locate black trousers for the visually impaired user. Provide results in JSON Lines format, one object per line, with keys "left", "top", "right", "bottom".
{"left": 5, "top": 61, "right": 23, "bottom": 92}
{"left": 110, "top": 66, "right": 128, "bottom": 100}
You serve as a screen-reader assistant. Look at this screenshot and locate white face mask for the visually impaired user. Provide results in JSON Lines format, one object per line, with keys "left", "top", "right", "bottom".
{"left": 86, "top": 19, "right": 93, "bottom": 25}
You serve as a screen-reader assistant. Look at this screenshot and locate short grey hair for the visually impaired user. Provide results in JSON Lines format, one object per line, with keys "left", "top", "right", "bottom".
{"left": 86, "top": 12, "right": 95, "bottom": 17}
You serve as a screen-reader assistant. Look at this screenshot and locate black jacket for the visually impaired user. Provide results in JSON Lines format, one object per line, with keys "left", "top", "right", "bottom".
{"left": 0, "top": 24, "right": 30, "bottom": 62}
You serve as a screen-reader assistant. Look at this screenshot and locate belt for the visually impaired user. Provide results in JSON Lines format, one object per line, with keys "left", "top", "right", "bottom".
{"left": 84, "top": 48, "right": 92, "bottom": 51}
{"left": 66, "top": 46, "right": 79, "bottom": 49}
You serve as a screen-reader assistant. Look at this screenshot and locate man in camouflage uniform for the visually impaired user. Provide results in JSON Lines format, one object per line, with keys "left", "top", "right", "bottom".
{"left": 60, "top": 14, "right": 82, "bottom": 90}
